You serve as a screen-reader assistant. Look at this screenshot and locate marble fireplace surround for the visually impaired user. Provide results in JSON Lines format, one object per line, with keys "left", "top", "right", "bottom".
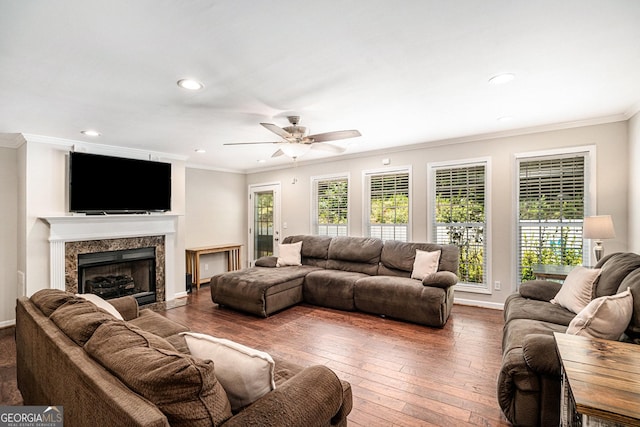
{"left": 41, "top": 215, "right": 179, "bottom": 303}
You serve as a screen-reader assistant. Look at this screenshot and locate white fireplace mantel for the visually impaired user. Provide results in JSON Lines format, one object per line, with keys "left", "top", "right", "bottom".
{"left": 40, "top": 214, "right": 180, "bottom": 291}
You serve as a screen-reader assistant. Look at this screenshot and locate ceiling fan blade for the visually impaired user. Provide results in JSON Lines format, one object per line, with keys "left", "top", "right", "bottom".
{"left": 261, "top": 123, "right": 293, "bottom": 139}
{"left": 271, "top": 149, "right": 285, "bottom": 158}
{"left": 310, "top": 142, "right": 347, "bottom": 153}
{"left": 223, "top": 142, "right": 279, "bottom": 145}
{"left": 308, "top": 130, "right": 361, "bottom": 142}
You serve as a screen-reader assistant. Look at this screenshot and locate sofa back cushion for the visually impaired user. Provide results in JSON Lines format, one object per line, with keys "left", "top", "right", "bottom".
{"left": 617, "top": 268, "right": 640, "bottom": 342}
{"left": 595, "top": 252, "right": 640, "bottom": 298}
{"left": 378, "top": 241, "right": 460, "bottom": 277}
{"left": 50, "top": 298, "right": 117, "bottom": 346}
{"left": 283, "top": 235, "right": 332, "bottom": 267}
{"left": 326, "top": 236, "right": 383, "bottom": 275}
{"left": 85, "top": 320, "right": 232, "bottom": 427}
{"left": 31, "top": 289, "right": 76, "bottom": 317}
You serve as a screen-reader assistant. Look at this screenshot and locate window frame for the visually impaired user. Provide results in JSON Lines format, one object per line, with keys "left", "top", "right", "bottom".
{"left": 362, "top": 166, "right": 412, "bottom": 242}
{"left": 310, "top": 172, "right": 350, "bottom": 237}
{"left": 428, "top": 157, "right": 491, "bottom": 294}
{"left": 513, "top": 146, "right": 596, "bottom": 288}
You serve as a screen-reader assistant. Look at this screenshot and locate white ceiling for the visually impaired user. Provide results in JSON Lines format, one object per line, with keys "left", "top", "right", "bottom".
{"left": 1, "top": 0, "right": 639, "bottom": 172}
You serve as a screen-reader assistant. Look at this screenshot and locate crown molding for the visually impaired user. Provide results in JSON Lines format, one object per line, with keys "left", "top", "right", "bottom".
{"left": 0, "top": 133, "right": 26, "bottom": 149}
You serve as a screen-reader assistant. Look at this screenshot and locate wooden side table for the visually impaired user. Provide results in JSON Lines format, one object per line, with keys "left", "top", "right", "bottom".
{"left": 554, "top": 332, "right": 640, "bottom": 426}
{"left": 185, "top": 244, "right": 242, "bottom": 290}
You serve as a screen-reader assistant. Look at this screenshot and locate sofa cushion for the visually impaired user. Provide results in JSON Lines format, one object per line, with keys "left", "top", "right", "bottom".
{"left": 566, "top": 288, "right": 633, "bottom": 340}
{"left": 182, "top": 332, "right": 276, "bottom": 411}
{"left": 276, "top": 241, "right": 302, "bottom": 267}
{"left": 283, "top": 235, "right": 332, "bottom": 267}
{"left": 30, "top": 289, "right": 76, "bottom": 317}
{"left": 128, "top": 309, "right": 190, "bottom": 338}
{"left": 502, "top": 318, "right": 567, "bottom": 355}
{"left": 550, "top": 266, "right": 600, "bottom": 314}
{"left": 76, "top": 293, "right": 124, "bottom": 320}
{"left": 254, "top": 256, "right": 278, "bottom": 267}
{"left": 85, "top": 320, "right": 232, "bottom": 427}
{"left": 326, "top": 236, "right": 383, "bottom": 275}
{"left": 503, "top": 294, "right": 576, "bottom": 326}
{"left": 411, "top": 249, "right": 441, "bottom": 280}
{"left": 304, "top": 270, "right": 367, "bottom": 310}
{"left": 50, "top": 298, "right": 117, "bottom": 346}
{"left": 618, "top": 269, "right": 640, "bottom": 341}
{"left": 378, "top": 241, "right": 459, "bottom": 277}
{"left": 595, "top": 252, "right": 640, "bottom": 298}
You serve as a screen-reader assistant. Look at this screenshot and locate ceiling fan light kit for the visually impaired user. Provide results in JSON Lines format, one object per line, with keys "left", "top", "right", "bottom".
{"left": 224, "top": 116, "right": 361, "bottom": 161}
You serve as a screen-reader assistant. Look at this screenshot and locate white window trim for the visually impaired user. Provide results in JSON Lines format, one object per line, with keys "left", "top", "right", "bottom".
{"left": 428, "top": 157, "right": 492, "bottom": 294}
{"left": 512, "top": 145, "right": 596, "bottom": 289}
{"left": 310, "top": 172, "right": 351, "bottom": 236}
{"left": 362, "top": 166, "right": 412, "bottom": 241}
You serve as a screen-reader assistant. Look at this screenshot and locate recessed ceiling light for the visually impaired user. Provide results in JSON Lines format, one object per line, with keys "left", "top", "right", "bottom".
{"left": 177, "top": 79, "right": 204, "bottom": 90}
{"left": 81, "top": 130, "right": 101, "bottom": 137}
{"left": 194, "top": 149, "right": 206, "bottom": 153}
{"left": 488, "top": 73, "right": 516, "bottom": 85}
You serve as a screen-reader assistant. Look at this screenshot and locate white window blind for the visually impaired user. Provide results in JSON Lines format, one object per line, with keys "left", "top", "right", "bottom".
{"left": 517, "top": 154, "right": 586, "bottom": 283}
{"left": 366, "top": 170, "right": 410, "bottom": 241}
{"left": 312, "top": 176, "right": 348, "bottom": 236}
{"left": 433, "top": 163, "right": 487, "bottom": 287}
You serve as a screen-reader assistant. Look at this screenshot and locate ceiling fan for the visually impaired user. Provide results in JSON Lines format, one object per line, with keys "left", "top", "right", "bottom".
{"left": 224, "top": 116, "right": 361, "bottom": 159}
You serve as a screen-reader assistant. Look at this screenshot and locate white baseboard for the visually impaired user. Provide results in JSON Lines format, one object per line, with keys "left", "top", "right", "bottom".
{"left": 454, "top": 297, "right": 504, "bottom": 311}
{"left": 0, "top": 319, "right": 16, "bottom": 329}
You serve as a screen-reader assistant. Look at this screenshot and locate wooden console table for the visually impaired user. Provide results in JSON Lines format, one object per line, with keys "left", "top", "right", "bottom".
{"left": 532, "top": 264, "right": 574, "bottom": 281}
{"left": 555, "top": 332, "right": 640, "bottom": 426}
{"left": 185, "top": 244, "right": 242, "bottom": 290}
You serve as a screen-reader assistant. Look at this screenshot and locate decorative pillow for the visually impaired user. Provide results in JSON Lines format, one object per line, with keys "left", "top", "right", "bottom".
{"left": 276, "top": 241, "right": 303, "bottom": 267}
{"left": 411, "top": 250, "right": 441, "bottom": 280}
{"left": 86, "top": 321, "right": 232, "bottom": 426}
{"left": 50, "top": 298, "right": 117, "bottom": 346}
{"left": 566, "top": 288, "right": 634, "bottom": 340}
{"left": 76, "top": 293, "right": 124, "bottom": 320}
{"left": 550, "top": 266, "right": 601, "bottom": 314}
{"left": 182, "top": 332, "right": 276, "bottom": 411}
{"left": 30, "top": 289, "right": 76, "bottom": 317}
{"left": 255, "top": 256, "right": 278, "bottom": 268}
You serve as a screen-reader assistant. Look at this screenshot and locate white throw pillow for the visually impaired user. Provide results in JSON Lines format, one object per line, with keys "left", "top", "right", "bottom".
{"left": 276, "top": 241, "right": 302, "bottom": 267}
{"left": 182, "top": 332, "right": 276, "bottom": 411}
{"left": 550, "top": 266, "right": 601, "bottom": 314}
{"left": 411, "top": 249, "right": 441, "bottom": 280}
{"left": 75, "top": 293, "right": 124, "bottom": 320}
{"left": 566, "top": 288, "right": 633, "bottom": 340}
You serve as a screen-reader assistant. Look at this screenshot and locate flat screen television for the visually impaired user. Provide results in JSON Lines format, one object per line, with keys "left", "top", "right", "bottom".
{"left": 69, "top": 152, "right": 171, "bottom": 214}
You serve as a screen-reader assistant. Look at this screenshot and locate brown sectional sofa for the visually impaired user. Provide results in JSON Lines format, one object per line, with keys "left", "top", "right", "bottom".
{"left": 210, "top": 235, "right": 460, "bottom": 327}
{"left": 16, "top": 289, "right": 352, "bottom": 426}
{"left": 497, "top": 252, "right": 640, "bottom": 426}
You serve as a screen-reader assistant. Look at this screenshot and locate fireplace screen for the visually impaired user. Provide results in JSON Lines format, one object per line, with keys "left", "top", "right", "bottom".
{"left": 78, "top": 247, "right": 156, "bottom": 305}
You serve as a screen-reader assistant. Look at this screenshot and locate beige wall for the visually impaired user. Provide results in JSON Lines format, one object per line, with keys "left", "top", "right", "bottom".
{"left": 247, "top": 121, "right": 629, "bottom": 308}
{"left": 185, "top": 168, "right": 247, "bottom": 280}
{"left": 630, "top": 111, "right": 640, "bottom": 253}
{"left": 0, "top": 148, "right": 18, "bottom": 326}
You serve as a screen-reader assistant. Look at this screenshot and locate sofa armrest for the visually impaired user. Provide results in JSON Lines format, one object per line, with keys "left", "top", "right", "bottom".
{"left": 223, "top": 365, "right": 346, "bottom": 427}
{"left": 422, "top": 271, "right": 458, "bottom": 289}
{"left": 519, "top": 280, "right": 562, "bottom": 302}
{"left": 254, "top": 256, "right": 278, "bottom": 268}
{"left": 107, "top": 296, "right": 139, "bottom": 321}
{"left": 522, "top": 334, "right": 561, "bottom": 377}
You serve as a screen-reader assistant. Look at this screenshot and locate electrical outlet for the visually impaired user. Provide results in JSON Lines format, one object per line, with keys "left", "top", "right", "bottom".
{"left": 204, "top": 263, "right": 209, "bottom": 271}
{"left": 494, "top": 281, "right": 501, "bottom": 291}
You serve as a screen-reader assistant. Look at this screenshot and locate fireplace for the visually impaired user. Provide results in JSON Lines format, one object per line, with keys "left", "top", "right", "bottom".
{"left": 78, "top": 247, "right": 156, "bottom": 305}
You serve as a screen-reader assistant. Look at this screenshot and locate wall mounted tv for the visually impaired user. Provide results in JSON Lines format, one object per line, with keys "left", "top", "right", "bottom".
{"left": 69, "top": 152, "right": 171, "bottom": 214}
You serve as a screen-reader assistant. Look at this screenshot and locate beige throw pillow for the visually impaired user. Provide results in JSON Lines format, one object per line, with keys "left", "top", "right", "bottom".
{"left": 550, "top": 266, "right": 601, "bottom": 314}
{"left": 566, "top": 288, "right": 633, "bottom": 340}
{"left": 411, "top": 249, "right": 441, "bottom": 280}
{"left": 182, "top": 332, "right": 276, "bottom": 411}
{"left": 76, "top": 293, "right": 124, "bottom": 320}
{"left": 276, "top": 241, "right": 302, "bottom": 267}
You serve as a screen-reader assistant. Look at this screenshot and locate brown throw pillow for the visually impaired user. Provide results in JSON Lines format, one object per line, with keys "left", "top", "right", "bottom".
{"left": 85, "top": 321, "right": 232, "bottom": 427}
{"left": 50, "top": 298, "right": 116, "bottom": 346}
{"left": 30, "top": 289, "right": 76, "bottom": 317}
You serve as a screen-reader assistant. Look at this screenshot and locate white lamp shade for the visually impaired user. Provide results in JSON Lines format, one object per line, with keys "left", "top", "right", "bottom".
{"left": 583, "top": 215, "right": 616, "bottom": 239}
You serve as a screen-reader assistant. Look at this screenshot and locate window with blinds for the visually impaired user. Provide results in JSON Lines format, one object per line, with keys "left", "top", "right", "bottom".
{"left": 433, "top": 163, "right": 487, "bottom": 288}
{"left": 366, "top": 170, "right": 410, "bottom": 241}
{"left": 517, "top": 154, "right": 586, "bottom": 283}
{"left": 312, "top": 176, "right": 348, "bottom": 236}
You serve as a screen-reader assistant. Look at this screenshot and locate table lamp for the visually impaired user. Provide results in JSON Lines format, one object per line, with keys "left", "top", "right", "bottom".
{"left": 583, "top": 215, "right": 615, "bottom": 262}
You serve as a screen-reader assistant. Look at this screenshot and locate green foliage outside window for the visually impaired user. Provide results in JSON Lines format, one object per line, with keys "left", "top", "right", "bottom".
{"left": 317, "top": 180, "right": 348, "bottom": 225}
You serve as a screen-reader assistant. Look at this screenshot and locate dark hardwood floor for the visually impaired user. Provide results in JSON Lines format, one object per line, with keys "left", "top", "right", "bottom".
{"left": 2, "top": 289, "right": 511, "bottom": 426}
